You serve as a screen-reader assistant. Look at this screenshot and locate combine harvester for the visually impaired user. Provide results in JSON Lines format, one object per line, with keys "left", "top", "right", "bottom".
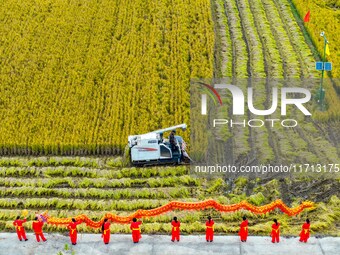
{"left": 128, "top": 124, "right": 191, "bottom": 166}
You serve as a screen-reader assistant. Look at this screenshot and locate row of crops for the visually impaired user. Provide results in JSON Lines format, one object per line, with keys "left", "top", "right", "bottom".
{"left": 211, "top": 0, "right": 340, "bottom": 164}
{"left": 290, "top": 0, "right": 340, "bottom": 120}
{"left": 215, "top": 0, "right": 319, "bottom": 79}
{"left": 0, "top": 0, "right": 214, "bottom": 155}
{"left": 0, "top": 157, "right": 339, "bottom": 235}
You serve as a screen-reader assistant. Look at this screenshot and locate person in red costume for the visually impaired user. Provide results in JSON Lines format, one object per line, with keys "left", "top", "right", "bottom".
{"left": 171, "top": 216, "right": 180, "bottom": 242}
{"left": 239, "top": 216, "right": 249, "bottom": 242}
{"left": 32, "top": 216, "right": 47, "bottom": 242}
{"left": 271, "top": 219, "right": 280, "bottom": 243}
{"left": 205, "top": 216, "right": 214, "bottom": 242}
{"left": 13, "top": 216, "right": 28, "bottom": 241}
{"left": 101, "top": 218, "right": 111, "bottom": 244}
{"left": 130, "top": 218, "right": 142, "bottom": 243}
{"left": 299, "top": 219, "right": 311, "bottom": 243}
{"left": 67, "top": 218, "right": 82, "bottom": 245}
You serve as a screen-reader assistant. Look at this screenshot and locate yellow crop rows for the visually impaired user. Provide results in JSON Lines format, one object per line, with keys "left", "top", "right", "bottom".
{"left": 0, "top": 0, "right": 214, "bottom": 155}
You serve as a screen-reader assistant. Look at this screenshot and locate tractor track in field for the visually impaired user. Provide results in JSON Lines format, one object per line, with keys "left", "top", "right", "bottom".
{"left": 234, "top": 0, "right": 258, "bottom": 166}
{"left": 238, "top": 0, "right": 282, "bottom": 165}
{"left": 312, "top": 121, "right": 340, "bottom": 158}
{"left": 327, "top": 123, "right": 340, "bottom": 158}
{"left": 223, "top": 1, "right": 237, "bottom": 81}
{"left": 258, "top": 0, "right": 299, "bottom": 165}
{"left": 211, "top": 0, "right": 235, "bottom": 166}
{"left": 273, "top": 0, "right": 305, "bottom": 78}
{"left": 222, "top": 0, "right": 259, "bottom": 166}
{"left": 295, "top": 124, "right": 328, "bottom": 162}
{"left": 211, "top": 1, "right": 224, "bottom": 79}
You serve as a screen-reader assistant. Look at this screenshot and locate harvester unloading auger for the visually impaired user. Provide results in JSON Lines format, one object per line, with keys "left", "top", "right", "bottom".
{"left": 128, "top": 124, "right": 192, "bottom": 166}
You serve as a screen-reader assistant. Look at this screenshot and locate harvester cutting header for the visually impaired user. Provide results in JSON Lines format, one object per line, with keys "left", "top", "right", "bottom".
{"left": 128, "top": 124, "right": 191, "bottom": 166}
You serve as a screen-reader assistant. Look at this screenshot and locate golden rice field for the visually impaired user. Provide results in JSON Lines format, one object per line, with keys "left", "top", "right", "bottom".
{"left": 0, "top": 0, "right": 214, "bottom": 155}
{"left": 0, "top": 0, "right": 339, "bottom": 160}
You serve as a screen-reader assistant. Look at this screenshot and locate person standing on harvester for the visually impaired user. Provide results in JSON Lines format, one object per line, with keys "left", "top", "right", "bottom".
{"left": 169, "top": 130, "right": 177, "bottom": 151}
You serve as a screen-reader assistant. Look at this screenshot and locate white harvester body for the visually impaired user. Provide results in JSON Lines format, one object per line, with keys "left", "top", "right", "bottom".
{"left": 128, "top": 124, "right": 189, "bottom": 166}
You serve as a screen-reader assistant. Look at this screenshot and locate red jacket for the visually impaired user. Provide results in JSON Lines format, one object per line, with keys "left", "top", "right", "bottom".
{"left": 171, "top": 220, "right": 180, "bottom": 232}
{"left": 239, "top": 220, "right": 248, "bottom": 234}
{"left": 206, "top": 219, "right": 214, "bottom": 230}
{"left": 130, "top": 221, "right": 142, "bottom": 231}
{"left": 102, "top": 222, "right": 110, "bottom": 234}
{"left": 300, "top": 223, "right": 310, "bottom": 237}
{"left": 271, "top": 223, "right": 280, "bottom": 236}
{"left": 32, "top": 220, "right": 44, "bottom": 234}
{"left": 67, "top": 221, "right": 82, "bottom": 233}
{"left": 13, "top": 219, "right": 27, "bottom": 230}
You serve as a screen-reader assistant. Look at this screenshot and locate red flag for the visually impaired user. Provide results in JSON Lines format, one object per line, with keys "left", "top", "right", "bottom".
{"left": 303, "top": 10, "right": 310, "bottom": 22}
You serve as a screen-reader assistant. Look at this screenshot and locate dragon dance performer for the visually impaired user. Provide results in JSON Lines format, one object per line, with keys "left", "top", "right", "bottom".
{"left": 239, "top": 216, "right": 249, "bottom": 242}
{"left": 101, "top": 218, "right": 111, "bottom": 244}
{"left": 67, "top": 218, "right": 83, "bottom": 245}
{"left": 13, "top": 216, "right": 28, "bottom": 241}
{"left": 205, "top": 216, "right": 214, "bottom": 242}
{"left": 299, "top": 219, "right": 311, "bottom": 243}
{"left": 271, "top": 219, "right": 280, "bottom": 243}
{"left": 32, "top": 217, "right": 47, "bottom": 242}
{"left": 130, "top": 218, "right": 142, "bottom": 243}
{"left": 171, "top": 216, "right": 180, "bottom": 242}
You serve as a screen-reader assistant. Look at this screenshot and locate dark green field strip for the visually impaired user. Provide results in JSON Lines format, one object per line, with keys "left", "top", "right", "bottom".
{"left": 0, "top": 166, "right": 188, "bottom": 179}
{"left": 0, "top": 175, "right": 200, "bottom": 189}
{"left": 0, "top": 186, "right": 193, "bottom": 200}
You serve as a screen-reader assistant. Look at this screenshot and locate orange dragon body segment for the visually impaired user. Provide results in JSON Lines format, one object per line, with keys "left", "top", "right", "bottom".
{"left": 44, "top": 200, "right": 314, "bottom": 228}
